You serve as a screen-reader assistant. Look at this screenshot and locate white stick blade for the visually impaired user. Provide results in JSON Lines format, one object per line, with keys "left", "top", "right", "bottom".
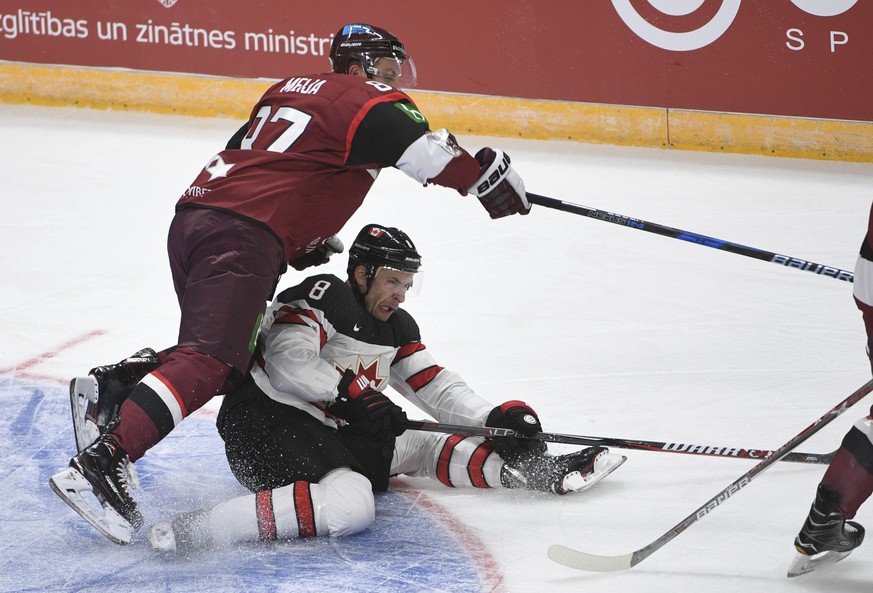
{"left": 547, "top": 544, "right": 633, "bottom": 572}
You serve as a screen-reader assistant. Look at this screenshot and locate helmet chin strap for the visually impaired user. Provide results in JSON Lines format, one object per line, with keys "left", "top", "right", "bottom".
{"left": 350, "top": 264, "right": 378, "bottom": 300}
{"left": 347, "top": 277, "right": 370, "bottom": 307}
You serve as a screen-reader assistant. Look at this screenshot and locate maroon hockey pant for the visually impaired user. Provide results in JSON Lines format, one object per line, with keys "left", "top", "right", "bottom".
{"left": 112, "top": 207, "right": 285, "bottom": 461}
{"left": 820, "top": 411, "right": 873, "bottom": 518}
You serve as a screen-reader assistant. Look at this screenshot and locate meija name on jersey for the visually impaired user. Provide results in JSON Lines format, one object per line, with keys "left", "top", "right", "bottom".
{"left": 279, "top": 77, "right": 327, "bottom": 95}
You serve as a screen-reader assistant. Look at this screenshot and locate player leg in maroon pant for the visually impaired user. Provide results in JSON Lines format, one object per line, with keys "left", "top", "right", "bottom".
{"left": 58, "top": 207, "right": 285, "bottom": 531}
{"left": 790, "top": 411, "right": 873, "bottom": 576}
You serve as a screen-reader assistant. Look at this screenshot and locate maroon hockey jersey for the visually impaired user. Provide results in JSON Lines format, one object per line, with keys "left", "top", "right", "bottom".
{"left": 176, "top": 72, "right": 480, "bottom": 262}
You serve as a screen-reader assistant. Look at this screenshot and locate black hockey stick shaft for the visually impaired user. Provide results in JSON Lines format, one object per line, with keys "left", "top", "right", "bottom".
{"left": 527, "top": 193, "right": 854, "bottom": 283}
{"left": 547, "top": 377, "right": 873, "bottom": 572}
{"left": 404, "top": 420, "right": 834, "bottom": 464}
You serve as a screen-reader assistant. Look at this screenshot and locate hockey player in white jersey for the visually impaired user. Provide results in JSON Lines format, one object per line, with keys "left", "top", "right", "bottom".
{"left": 147, "top": 223, "right": 625, "bottom": 553}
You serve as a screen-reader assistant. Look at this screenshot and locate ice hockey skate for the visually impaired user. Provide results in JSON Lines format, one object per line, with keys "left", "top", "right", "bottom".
{"left": 149, "top": 522, "right": 177, "bottom": 552}
{"left": 149, "top": 509, "right": 213, "bottom": 555}
{"left": 49, "top": 434, "right": 143, "bottom": 545}
{"left": 787, "top": 484, "right": 865, "bottom": 577}
{"left": 69, "top": 347, "right": 160, "bottom": 453}
{"left": 501, "top": 446, "right": 626, "bottom": 494}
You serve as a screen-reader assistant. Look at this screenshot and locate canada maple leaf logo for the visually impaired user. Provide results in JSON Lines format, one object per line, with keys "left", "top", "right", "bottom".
{"left": 337, "top": 357, "right": 387, "bottom": 391}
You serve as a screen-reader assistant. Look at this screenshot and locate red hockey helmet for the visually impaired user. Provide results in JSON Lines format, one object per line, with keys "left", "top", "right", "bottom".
{"left": 329, "top": 24, "right": 416, "bottom": 87}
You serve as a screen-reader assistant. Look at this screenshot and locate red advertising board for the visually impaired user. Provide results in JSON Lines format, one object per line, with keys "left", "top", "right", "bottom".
{"left": 1, "top": 0, "right": 870, "bottom": 122}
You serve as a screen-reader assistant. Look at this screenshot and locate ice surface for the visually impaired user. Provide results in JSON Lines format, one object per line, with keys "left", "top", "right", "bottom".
{"left": 1, "top": 102, "right": 872, "bottom": 592}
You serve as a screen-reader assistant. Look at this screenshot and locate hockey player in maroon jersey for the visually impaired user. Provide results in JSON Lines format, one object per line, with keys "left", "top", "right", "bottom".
{"left": 788, "top": 205, "right": 873, "bottom": 576}
{"left": 49, "top": 23, "right": 533, "bottom": 543}
{"left": 144, "top": 223, "right": 625, "bottom": 553}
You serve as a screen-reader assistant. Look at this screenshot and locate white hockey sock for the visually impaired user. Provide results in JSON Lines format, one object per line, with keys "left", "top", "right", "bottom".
{"left": 434, "top": 434, "right": 504, "bottom": 488}
{"left": 204, "top": 468, "right": 374, "bottom": 546}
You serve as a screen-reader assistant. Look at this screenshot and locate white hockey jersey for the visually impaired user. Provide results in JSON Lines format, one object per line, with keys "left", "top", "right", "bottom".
{"left": 250, "top": 273, "right": 494, "bottom": 428}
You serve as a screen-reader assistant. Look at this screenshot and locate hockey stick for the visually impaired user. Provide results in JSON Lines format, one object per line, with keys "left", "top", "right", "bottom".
{"left": 546, "top": 378, "right": 873, "bottom": 572}
{"left": 405, "top": 420, "right": 834, "bottom": 464}
{"left": 527, "top": 193, "right": 854, "bottom": 283}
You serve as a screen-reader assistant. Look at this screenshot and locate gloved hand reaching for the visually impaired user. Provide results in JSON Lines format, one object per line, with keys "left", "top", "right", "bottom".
{"left": 330, "top": 369, "right": 407, "bottom": 438}
{"left": 470, "top": 148, "right": 531, "bottom": 219}
{"left": 486, "top": 400, "right": 548, "bottom": 461}
{"left": 290, "top": 235, "right": 344, "bottom": 271}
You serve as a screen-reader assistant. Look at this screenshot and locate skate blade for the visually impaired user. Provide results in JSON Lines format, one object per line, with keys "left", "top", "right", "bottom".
{"left": 787, "top": 549, "right": 851, "bottom": 577}
{"left": 49, "top": 467, "right": 133, "bottom": 545}
{"left": 563, "top": 453, "right": 628, "bottom": 493}
{"left": 69, "top": 377, "right": 100, "bottom": 453}
{"left": 148, "top": 522, "right": 177, "bottom": 553}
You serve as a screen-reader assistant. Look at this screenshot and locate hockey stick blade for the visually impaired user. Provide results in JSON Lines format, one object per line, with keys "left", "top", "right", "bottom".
{"left": 405, "top": 420, "right": 834, "bottom": 464}
{"left": 527, "top": 193, "right": 854, "bottom": 283}
{"left": 548, "top": 545, "right": 633, "bottom": 572}
{"left": 546, "top": 378, "right": 873, "bottom": 572}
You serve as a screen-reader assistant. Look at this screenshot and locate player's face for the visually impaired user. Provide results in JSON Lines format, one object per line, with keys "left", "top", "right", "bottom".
{"left": 363, "top": 268, "right": 414, "bottom": 321}
{"left": 371, "top": 57, "right": 403, "bottom": 87}
{"left": 348, "top": 56, "right": 416, "bottom": 89}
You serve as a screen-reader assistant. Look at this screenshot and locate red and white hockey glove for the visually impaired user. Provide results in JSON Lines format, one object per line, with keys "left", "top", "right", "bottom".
{"left": 331, "top": 369, "right": 407, "bottom": 438}
{"left": 470, "top": 148, "right": 531, "bottom": 219}
{"left": 290, "top": 235, "right": 344, "bottom": 272}
{"left": 486, "top": 400, "right": 547, "bottom": 461}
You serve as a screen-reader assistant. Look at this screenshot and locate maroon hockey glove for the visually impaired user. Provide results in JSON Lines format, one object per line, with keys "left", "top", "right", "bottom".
{"left": 470, "top": 148, "right": 531, "bottom": 219}
{"left": 290, "top": 235, "right": 344, "bottom": 272}
{"left": 486, "top": 400, "right": 547, "bottom": 461}
{"left": 332, "top": 369, "right": 407, "bottom": 438}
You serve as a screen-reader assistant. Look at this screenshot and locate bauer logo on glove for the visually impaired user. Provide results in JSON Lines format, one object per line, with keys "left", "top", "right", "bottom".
{"left": 475, "top": 150, "right": 512, "bottom": 195}
{"left": 470, "top": 148, "right": 531, "bottom": 219}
